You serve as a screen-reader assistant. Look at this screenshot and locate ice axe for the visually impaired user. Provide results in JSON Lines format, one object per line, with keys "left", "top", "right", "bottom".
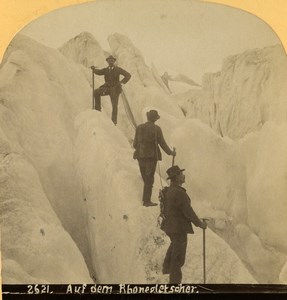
{"left": 201, "top": 218, "right": 209, "bottom": 284}
{"left": 172, "top": 147, "right": 176, "bottom": 166}
{"left": 90, "top": 66, "right": 95, "bottom": 109}
{"left": 90, "top": 66, "right": 99, "bottom": 109}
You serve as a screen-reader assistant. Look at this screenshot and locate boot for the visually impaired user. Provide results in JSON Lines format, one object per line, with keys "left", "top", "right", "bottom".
{"left": 142, "top": 184, "right": 157, "bottom": 206}
{"left": 142, "top": 184, "right": 152, "bottom": 203}
{"left": 143, "top": 201, "right": 158, "bottom": 207}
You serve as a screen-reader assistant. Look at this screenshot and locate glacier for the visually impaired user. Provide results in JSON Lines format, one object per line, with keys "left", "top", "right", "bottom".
{"left": 0, "top": 31, "right": 286, "bottom": 284}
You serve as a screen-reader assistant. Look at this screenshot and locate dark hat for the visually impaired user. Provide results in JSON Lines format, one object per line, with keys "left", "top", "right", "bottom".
{"left": 106, "top": 55, "right": 116, "bottom": 62}
{"left": 166, "top": 165, "right": 185, "bottom": 180}
{"left": 146, "top": 110, "right": 160, "bottom": 121}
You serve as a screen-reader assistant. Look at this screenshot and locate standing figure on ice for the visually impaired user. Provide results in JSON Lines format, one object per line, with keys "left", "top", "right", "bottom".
{"left": 91, "top": 55, "right": 131, "bottom": 125}
{"left": 133, "top": 110, "right": 176, "bottom": 207}
{"left": 161, "top": 165, "right": 207, "bottom": 283}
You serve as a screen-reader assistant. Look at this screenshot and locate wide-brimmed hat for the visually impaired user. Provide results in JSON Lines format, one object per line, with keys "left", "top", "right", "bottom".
{"left": 146, "top": 110, "right": 160, "bottom": 121}
{"left": 106, "top": 55, "right": 116, "bottom": 62}
{"left": 166, "top": 165, "right": 185, "bottom": 180}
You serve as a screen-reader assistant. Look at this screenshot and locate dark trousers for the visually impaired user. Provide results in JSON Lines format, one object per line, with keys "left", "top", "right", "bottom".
{"left": 94, "top": 85, "right": 121, "bottom": 124}
{"left": 163, "top": 233, "right": 188, "bottom": 284}
{"left": 137, "top": 158, "right": 157, "bottom": 204}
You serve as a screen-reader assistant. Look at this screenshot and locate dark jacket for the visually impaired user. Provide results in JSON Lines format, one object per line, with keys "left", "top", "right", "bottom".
{"left": 133, "top": 121, "right": 173, "bottom": 160}
{"left": 161, "top": 185, "right": 203, "bottom": 234}
{"left": 93, "top": 66, "right": 131, "bottom": 88}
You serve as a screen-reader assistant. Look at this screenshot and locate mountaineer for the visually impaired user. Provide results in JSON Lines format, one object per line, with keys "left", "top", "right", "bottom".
{"left": 160, "top": 165, "right": 207, "bottom": 283}
{"left": 133, "top": 110, "right": 176, "bottom": 207}
{"left": 91, "top": 55, "right": 131, "bottom": 125}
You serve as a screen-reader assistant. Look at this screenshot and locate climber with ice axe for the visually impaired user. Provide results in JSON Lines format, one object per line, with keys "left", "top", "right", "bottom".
{"left": 159, "top": 165, "right": 207, "bottom": 283}
{"left": 91, "top": 55, "right": 131, "bottom": 125}
{"left": 133, "top": 110, "right": 176, "bottom": 207}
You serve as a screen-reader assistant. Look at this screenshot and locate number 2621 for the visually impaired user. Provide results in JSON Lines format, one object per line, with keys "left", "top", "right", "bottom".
{"left": 27, "top": 284, "right": 51, "bottom": 294}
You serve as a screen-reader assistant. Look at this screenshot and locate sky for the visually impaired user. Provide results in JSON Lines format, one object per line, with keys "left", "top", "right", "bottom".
{"left": 20, "top": 0, "right": 280, "bottom": 83}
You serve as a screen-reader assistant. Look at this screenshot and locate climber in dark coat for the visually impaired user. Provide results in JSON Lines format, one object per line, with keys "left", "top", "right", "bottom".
{"left": 133, "top": 110, "right": 176, "bottom": 207}
{"left": 91, "top": 55, "right": 131, "bottom": 125}
{"left": 161, "top": 165, "right": 207, "bottom": 283}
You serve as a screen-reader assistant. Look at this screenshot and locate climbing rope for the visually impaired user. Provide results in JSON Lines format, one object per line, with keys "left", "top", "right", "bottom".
{"left": 121, "top": 88, "right": 137, "bottom": 130}
{"left": 154, "top": 127, "right": 164, "bottom": 189}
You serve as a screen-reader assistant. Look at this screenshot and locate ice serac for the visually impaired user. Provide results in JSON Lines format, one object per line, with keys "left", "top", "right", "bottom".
{"left": 170, "top": 119, "right": 287, "bottom": 283}
{"left": 58, "top": 32, "right": 134, "bottom": 141}
{"left": 0, "top": 153, "right": 92, "bottom": 283}
{"left": 108, "top": 33, "right": 184, "bottom": 126}
{"left": 0, "top": 34, "right": 94, "bottom": 282}
{"left": 58, "top": 31, "right": 107, "bottom": 94}
{"left": 150, "top": 64, "right": 171, "bottom": 94}
{"left": 177, "top": 45, "right": 287, "bottom": 139}
{"left": 173, "top": 73, "right": 201, "bottom": 87}
{"left": 162, "top": 72, "right": 201, "bottom": 94}
{"left": 74, "top": 110, "right": 256, "bottom": 283}
{"left": 74, "top": 110, "right": 147, "bottom": 283}
{"left": 59, "top": 31, "right": 107, "bottom": 69}
{"left": 241, "top": 122, "right": 287, "bottom": 253}
{"left": 59, "top": 32, "right": 184, "bottom": 142}
{"left": 173, "top": 45, "right": 287, "bottom": 283}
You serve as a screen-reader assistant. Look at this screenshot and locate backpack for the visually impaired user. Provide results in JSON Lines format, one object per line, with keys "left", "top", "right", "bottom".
{"left": 157, "top": 186, "right": 169, "bottom": 228}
